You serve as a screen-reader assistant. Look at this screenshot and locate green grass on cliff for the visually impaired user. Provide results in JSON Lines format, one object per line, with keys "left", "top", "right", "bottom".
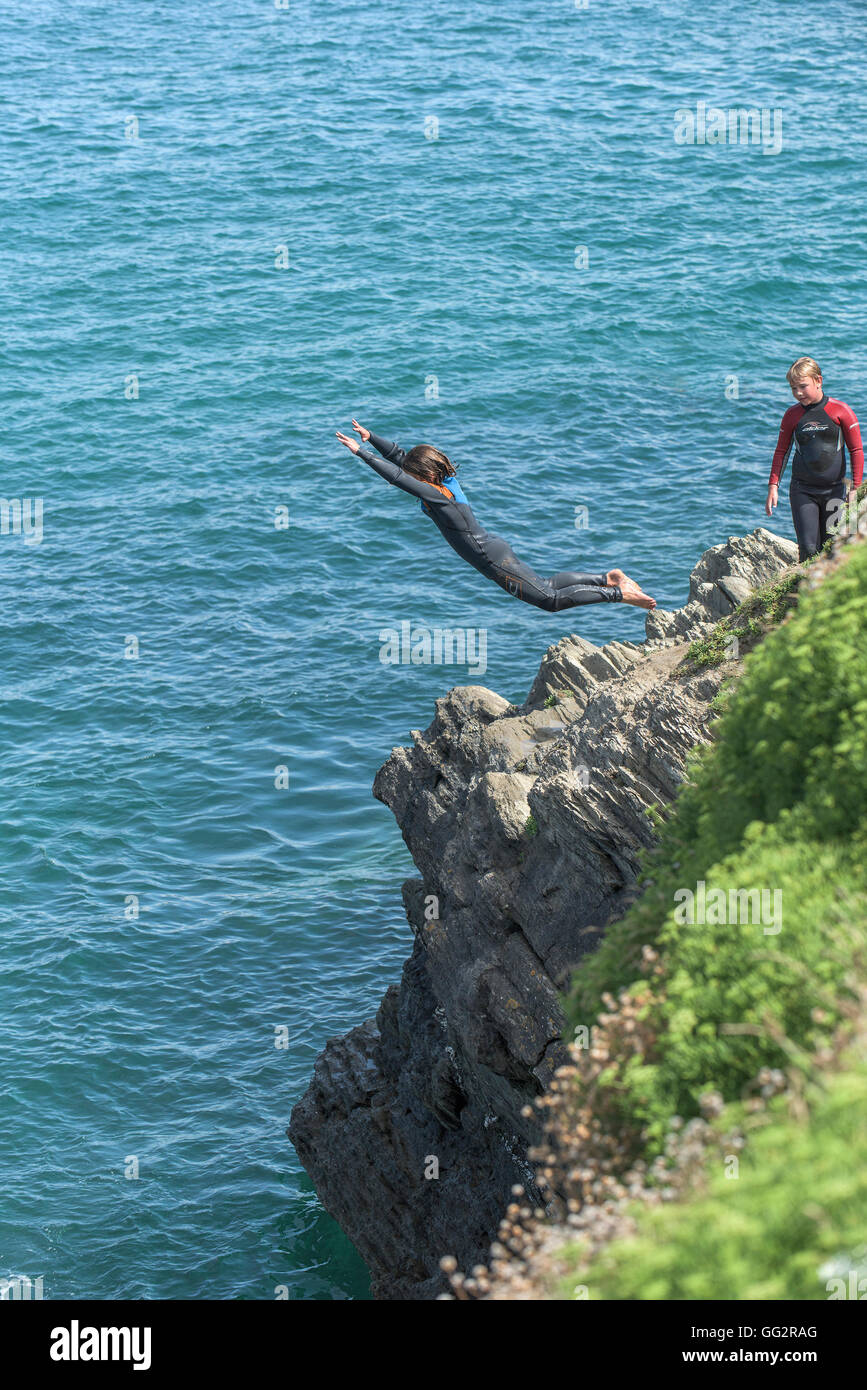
{"left": 563, "top": 535, "right": 867, "bottom": 1148}
{"left": 553, "top": 1054, "right": 867, "bottom": 1300}
{"left": 543, "top": 534, "right": 867, "bottom": 1301}
{"left": 682, "top": 570, "right": 801, "bottom": 670}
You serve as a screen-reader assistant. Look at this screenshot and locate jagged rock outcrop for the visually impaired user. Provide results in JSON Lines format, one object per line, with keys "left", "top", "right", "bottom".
{"left": 288, "top": 528, "right": 798, "bottom": 1299}
{"left": 644, "top": 527, "right": 795, "bottom": 643}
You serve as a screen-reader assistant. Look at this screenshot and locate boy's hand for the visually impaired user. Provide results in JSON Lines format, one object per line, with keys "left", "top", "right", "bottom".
{"left": 765, "top": 484, "right": 778, "bottom": 516}
{"left": 351, "top": 418, "right": 371, "bottom": 442}
{"left": 336, "top": 430, "right": 360, "bottom": 454}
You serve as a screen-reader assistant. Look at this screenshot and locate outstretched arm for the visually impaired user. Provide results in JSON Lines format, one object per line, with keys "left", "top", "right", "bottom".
{"left": 350, "top": 417, "right": 407, "bottom": 467}
{"left": 336, "top": 429, "right": 446, "bottom": 503}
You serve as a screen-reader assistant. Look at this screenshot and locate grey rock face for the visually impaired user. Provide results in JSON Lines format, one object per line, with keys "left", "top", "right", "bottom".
{"left": 287, "top": 528, "right": 798, "bottom": 1299}
{"left": 644, "top": 527, "right": 796, "bottom": 643}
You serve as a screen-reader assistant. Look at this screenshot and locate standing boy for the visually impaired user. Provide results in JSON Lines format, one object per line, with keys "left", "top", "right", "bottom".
{"left": 766, "top": 357, "right": 863, "bottom": 561}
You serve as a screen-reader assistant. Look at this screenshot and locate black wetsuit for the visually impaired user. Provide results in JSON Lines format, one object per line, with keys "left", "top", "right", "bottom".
{"left": 356, "top": 431, "right": 623, "bottom": 609}
{"left": 770, "top": 394, "right": 864, "bottom": 563}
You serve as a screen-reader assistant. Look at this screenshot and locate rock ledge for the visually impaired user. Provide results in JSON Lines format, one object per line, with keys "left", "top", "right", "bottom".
{"left": 288, "top": 528, "right": 797, "bottom": 1299}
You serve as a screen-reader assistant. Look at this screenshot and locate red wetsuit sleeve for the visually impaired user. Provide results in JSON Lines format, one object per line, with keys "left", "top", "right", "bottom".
{"left": 827, "top": 399, "right": 864, "bottom": 487}
{"left": 769, "top": 406, "right": 800, "bottom": 486}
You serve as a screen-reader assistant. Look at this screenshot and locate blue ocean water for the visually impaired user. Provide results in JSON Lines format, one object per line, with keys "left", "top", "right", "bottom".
{"left": 1, "top": 0, "right": 865, "bottom": 1300}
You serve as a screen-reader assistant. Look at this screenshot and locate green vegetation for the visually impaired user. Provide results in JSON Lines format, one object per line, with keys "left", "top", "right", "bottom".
{"left": 563, "top": 534, "right": 867, "bottom": 1138}
{"left": 682, "top": 570, "right": 801, "bottom": 670}
{"left": 708, "top": 677, "right": 737, "bottom": 713}
{"left": 545, "top": 535, "right": 867, "bottom": 1298}
{"left": 553, "top": 1058, "right": 867, "bottom": 1300}
{"left": 524, "top": 814, "right": 539, "bottom": 838}
{"left": 543, "top": 689, "right": 575, "bottom": 708}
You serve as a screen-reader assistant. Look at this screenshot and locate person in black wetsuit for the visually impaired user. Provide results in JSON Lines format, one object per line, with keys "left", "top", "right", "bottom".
{"left": 765, "top": 356, "right": 864, "bottom": 562}
{"left": 335, "top": 420, "right": 656, "bottom": 612}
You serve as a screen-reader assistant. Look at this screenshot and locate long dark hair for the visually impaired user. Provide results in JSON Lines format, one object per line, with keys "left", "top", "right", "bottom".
{"left": 403, "top": 444, "right": 458, "bottom": 488}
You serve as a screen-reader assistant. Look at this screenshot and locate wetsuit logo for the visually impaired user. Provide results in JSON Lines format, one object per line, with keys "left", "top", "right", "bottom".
{"left": 501, "top": 574, "right": 523, "bottom": 599}
{"left": 794, "top": 414, "right": 844, "bottom": 478}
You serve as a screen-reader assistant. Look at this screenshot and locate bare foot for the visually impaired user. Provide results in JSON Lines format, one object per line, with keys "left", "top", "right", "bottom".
{"left": 620, "top": 590, "right": 656, "bottom": 610}
{"left": 606, "top": 568, "right": 637, "bottom": 589}
{"left": 607, "top": 568, "right": 653, "bottom": 604}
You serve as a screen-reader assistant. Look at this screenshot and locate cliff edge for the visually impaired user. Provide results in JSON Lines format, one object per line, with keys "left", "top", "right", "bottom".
{"left": 288, "top": 527, "right": 797, "bottom": 1299}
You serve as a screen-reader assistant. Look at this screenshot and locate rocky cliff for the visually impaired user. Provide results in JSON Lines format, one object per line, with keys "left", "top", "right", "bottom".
{"left": 288, "top": 527, "right": 798, "bottom": 1299}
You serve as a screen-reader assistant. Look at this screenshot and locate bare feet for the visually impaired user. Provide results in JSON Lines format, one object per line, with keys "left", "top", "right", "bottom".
{"left": 620, "top": 589, "right": 657, "bottom": 610}
{"left": 606, "top": 569, "right": 656, "bottom": 609}
{"left": 607, "top": 568, "right": 644, "bottom": 590}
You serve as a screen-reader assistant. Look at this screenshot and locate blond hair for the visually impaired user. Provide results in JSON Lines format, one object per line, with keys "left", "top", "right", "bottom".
{"left": 786, "top": 356, "right": 822, "bottom": 384}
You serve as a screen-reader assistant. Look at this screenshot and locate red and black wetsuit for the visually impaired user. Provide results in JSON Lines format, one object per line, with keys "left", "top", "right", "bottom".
{"left": 769, "top": 394, "right": 864, "bottom": 562}
{"left": 356, "top": 430, "right": 623, "bottom": 610}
